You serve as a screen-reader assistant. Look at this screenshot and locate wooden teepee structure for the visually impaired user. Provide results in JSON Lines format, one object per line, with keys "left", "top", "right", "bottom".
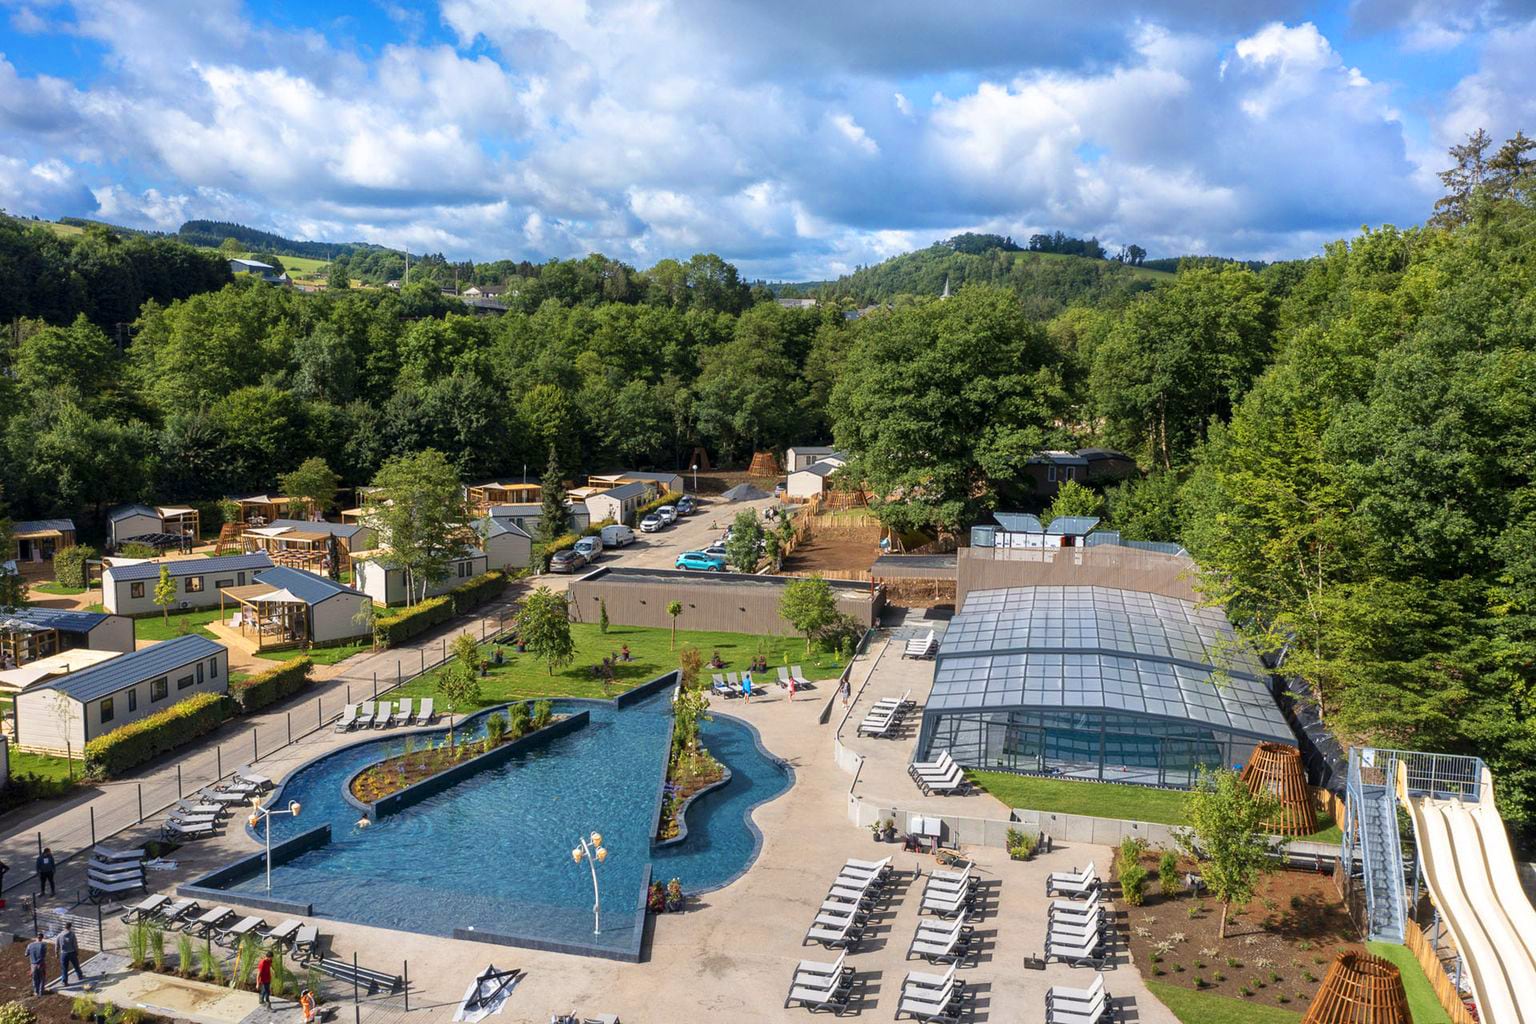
{"left": 747, "top": 451, "right": 781, "bottom": 477}
{"left": 1241, "top": 741, "right": 1317, "bottom": 836}
{"left": 1302, "top": 951, "right": 1410, "bottom": 1024}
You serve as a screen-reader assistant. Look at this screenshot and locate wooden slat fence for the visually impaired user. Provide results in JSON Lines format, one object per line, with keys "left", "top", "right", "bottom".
{"left": 1402, "top": 922, "right": 1475, "bottom": 1024}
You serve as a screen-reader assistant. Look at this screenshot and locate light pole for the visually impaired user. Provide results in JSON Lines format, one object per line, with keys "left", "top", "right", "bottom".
{"left": 691, "top": 463, "right": 698, "bottom": 493}
{"left": 248, "top": 800, "right": 302, "bottom": 893}
{"left": 571, "top": 830, "right": 609, "bottom": 934}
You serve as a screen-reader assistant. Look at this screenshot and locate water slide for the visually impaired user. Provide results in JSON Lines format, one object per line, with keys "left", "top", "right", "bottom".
{"left": 1402, "top": 767, "right": 1536, "bottom": 1024}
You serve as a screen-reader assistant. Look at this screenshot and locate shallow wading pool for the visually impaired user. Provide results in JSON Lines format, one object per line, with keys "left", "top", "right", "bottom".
{"left": 204, "top": 691, "right": 791, "bottom": 958}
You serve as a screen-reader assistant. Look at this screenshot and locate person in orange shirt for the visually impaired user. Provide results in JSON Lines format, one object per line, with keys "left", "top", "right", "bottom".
{"left": 299, "top": 988, "right": 316, "bottom": 1024}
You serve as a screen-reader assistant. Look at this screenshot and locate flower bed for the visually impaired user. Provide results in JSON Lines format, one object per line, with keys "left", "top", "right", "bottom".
{"left": 655, "top": 744, "right": 725, "bottom": 842}
{"left": 350, "top": 702, "right": 557, "bottom": 804}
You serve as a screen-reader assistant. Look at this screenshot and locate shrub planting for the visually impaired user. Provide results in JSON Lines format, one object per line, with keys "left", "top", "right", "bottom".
{"left": 230, "top": 658, "right": 313, "bottom": 713}
{"left": 84, "top": 692, "right": 233, "bottom": 779}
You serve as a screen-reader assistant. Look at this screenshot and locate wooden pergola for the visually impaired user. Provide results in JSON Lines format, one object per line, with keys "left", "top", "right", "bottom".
{"left": 219, "top": 584, "right": 309, "bottom": 652}
{"left": 242, "top": 527, "right": 331, "bottom": 567}
{"left": 156, "top": 505, "right": 201, "bottom": 542}
{"left": 1241, "top": 741, "right": 1318, "bottom": 836}
{"left": 235, "top": 494, "right": 297, "bottom": 526}
{"left": 467, "top": 481, "right": 542, "bottom": 509}
{"left": 0, "top": 619, "right": 60, "bottom": 669}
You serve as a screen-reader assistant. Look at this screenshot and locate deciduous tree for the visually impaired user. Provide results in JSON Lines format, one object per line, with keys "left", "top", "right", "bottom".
{"left": 515, "top": 587, "right": 575, "bottom": 676}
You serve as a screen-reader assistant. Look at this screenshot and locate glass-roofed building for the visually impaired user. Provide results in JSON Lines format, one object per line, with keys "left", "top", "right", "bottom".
{"left": 917, "top": 585, "right": 1294, "bottom": 788}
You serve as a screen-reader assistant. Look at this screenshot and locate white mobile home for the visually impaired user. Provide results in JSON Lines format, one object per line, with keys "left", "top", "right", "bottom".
{"left": 9, "top": 520, "right": 76, "bottom": 567}
{"left": 785, "top": 446, "right": 840, "bottom": 472}
{"left": 487, "top": 503, "right": 591, "bottom": 537}
{"left": 0, "top": 607, "right": 135, "bottom": 668}
{"left": 583, "top": 482, "right": 654, "bottom": 527}
{"left": 14, "top": 634, "right": 228, "bottom": 755}
{"left": 102, "top": 553, "right": 275, "bottom": 616}
{"left": 219, "top": 566, "right": 372, "bottom": 650}
{"left": 107, "top": 504, "right": 200, "bottom": 547}
{"left": 350, "top": 549, "right": 489, "bottom": 607}
{"left": 786, "top": 458, "right": 847, "bottom": 499}
{"left": 107, "top": 504, "right": 162, "bottom": 545}
{"left": 475, "top": 516, "right": 533, "bottom": 571}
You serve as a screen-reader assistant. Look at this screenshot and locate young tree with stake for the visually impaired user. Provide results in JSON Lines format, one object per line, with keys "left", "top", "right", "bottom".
{"left": 1176, "top": 767, "right": 1282, "bottom": 939}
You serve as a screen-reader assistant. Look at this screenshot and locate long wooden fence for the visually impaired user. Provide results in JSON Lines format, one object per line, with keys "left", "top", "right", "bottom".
{"left": 1403, "top": 922, "right": 1475, "bottom": 1024}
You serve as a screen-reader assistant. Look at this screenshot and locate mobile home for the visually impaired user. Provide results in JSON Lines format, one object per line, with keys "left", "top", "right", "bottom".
{"left": 102, "top": 553, "right": 275, "bottom": 616}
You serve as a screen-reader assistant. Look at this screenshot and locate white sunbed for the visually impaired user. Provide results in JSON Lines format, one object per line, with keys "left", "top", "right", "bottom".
{"left": 236, "top": 768, "right": 272, "bottom": 790}
{"left": 335, "top": 704, "right": 360, "bottom": 731}
{"left": 417, "top": 698, "right": 436, "bottom": 723}
{"left": 898, "top": 976, "right": 962, "bottom": 1020}
{"left": 803, "top": 915, "right": 860, "bottom": 949}
{"left": 185, "top": 905, "right": 235, "bottom": 936}
{"left": 373, "top": 701, "right": 394, "bottom": 728}
{"left": 87, "top": 873, "right": 146, "bottom": 901}
{"left": 1047, "top": 976, "right": 1107, "bottom": 1007}
{"left": 903, "top": 961, "right": 960, "bottom": 994}
{"left": 93, "top": 845, "right": 146, "bottom": 863}
{"left": 156, "top": 898, "right": 200, "bottom": 925}
{"left": 356, "top": 701, "right": 378, "bottom": 728}
{"left": 790, "top": 665, "right": 812, "bottom": 687}
{"left": 199, "top": 789, "right": 249, "bottom": 807}
{"left": 215, "top": 915, "right": 266, "bottom": 947}
{"left": 121, "top": 893, "right": 170, "bottom": 923}
{"left": 397, "top": 697, "right": 415, "bottom": 724}
{"left": 162, "top": 819, "right": 219, "bottom": 841}
{"left": 385, "top": 701, "right": 408, "bottom": 727}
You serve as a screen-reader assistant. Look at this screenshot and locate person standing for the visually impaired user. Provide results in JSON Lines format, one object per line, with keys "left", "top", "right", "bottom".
{"left": 256, "top": 950, "right": 273, "bottom": 1008}
{"left": 741, "top": 670, "right": 753, "bottom": 702}
{"left": 299, "top": 988, "right": 316, "bottom": 1024}
{"left": 36, "top": 847, "right": 56, "bottom": 896}
{"left": 787, "top": 675, "right": 797, "bottom": 702}
{"left": 840, "top": 676, "right": 851, "bottom": 707}
{"left": 57, "top": 923, "right": 82, "bottom": 987}
{"left": 26, "top": 932, "right": 48, "bottom": 996}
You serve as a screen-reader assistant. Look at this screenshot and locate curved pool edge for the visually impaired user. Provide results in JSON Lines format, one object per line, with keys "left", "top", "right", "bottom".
{"left": 653, "top": 764, "right": 733, "bottom": 850}
{"left": 669, "top": 709, "right": 798, "bottom": 899}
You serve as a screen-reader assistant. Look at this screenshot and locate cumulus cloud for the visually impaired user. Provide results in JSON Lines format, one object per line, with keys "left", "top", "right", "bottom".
{"left": 0, "top": 0, "right": 1529, "bottom": 275}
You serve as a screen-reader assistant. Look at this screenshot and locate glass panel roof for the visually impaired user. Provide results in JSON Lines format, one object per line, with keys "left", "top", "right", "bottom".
{"left": 931, "top": 587, "right": 1290, "bottom": 740}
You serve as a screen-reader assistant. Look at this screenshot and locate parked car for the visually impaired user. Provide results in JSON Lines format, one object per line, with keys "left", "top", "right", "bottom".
{"left": 676, "top": 496, "right": 696, "bottom": 515}
{"left": 657, "top": 505, "right": 677, "bottom": 524}
{"left": 640, "top": 514, "right": 664, "bottom": 533}
{"left": 548, "top": 548, "right": 589, "bottom": 573}
{"left": 600, "top": 524, "right": 636, "bottom": 547}
{"left": 675, "top": 551, "right": 726, "bottom": 572}
{"left": 574, "top": 536, "right": 603, "bottom": 561}
{"left": 704, "top": 542, "right": 728, "bottom": 559}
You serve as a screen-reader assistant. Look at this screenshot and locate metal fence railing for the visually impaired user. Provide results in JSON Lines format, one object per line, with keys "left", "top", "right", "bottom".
{"left": 0, "top": 604, "right": 520, "bottom": 897}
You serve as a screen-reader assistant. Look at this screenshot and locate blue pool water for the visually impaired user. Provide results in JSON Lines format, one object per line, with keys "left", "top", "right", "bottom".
{"left": 216, "top": 691, "right": 790, "bottom": 956}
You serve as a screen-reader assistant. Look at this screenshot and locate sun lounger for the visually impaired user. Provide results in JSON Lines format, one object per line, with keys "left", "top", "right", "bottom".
{"left": 794, "top": 951, "right": 849, "bottom": 981}
{"left": 235, "top": 768, "right": 272, "bottom": 790}
{"left": 1047, "top": 862, "right": 1097, "bottom": 886}
{"left": 93, "top": 845, "right": 146, "bottom": 863}
{"left": 923, "top": 867, "right": 974, "bottom": 895}
{"left": 903, "top": 631, "right": 937, "bottom": 659}
{"left": 1049, "top": 1002, "right": 1111, "bottom": 1024}
{"left": 803, "top": 913, "right": 861, "bottom": 949}
{"left": 417, "top": 698, "right": 436, "bottom": 723}
{"left": 87, "top": 875, "right": 146, "bottom": 902}
{"left": 1044, "top": 933, "right": 1105, "bottom": 967}
{"left": 292, "top": 924, "right": 320, "bottom": 961}
{"left": 261, "top": 919, "right": 304, "bottom": 947}
{"left": 89, "top": 858, "right": 145, "bottom": 878}
{"left": 1047, "top": 976, "right": 1107, "bottom": 1007}
{"left": 336, "top": 704, "right": 360, "bottom": 731}
{"left": 897, "top": 976, "right": 963, "bottom": 1022}
{"left": 783, "top": 970, "right": 853, "bottom": 1014}
{"left": 920, "top": 886, "right": 973, "bottom": 918}
{"left": 916, "top": 764, "right": 970, "bottom": 796}
{"left": 903, "top": 962, "right": 959, "bottom": 994}
{"left": 215, "top": 915, "right": 266, "bottom": 947}
{"left": 790, "top": 665, "right": 812, "bottom": 688}
{"left": 908, "top": 921, "right": 970, "bottom": 964}
{"left": 156, "top": 898, "right": 200, "bottom": 925}
{"left": 1050, "top": 892, "right": 1104, "bottom": 918}
{"left": 1048, "top": 916, "right": 1104, "bottom": 943}
{"left": 726, "top": 672, "right": 740, "bottom": 689}
{"left": 397, "top": 698, "right": 415, "bottom": 724}
{"left": 121, "top": 893, "right": 170, "bottom": 923}
{"left": 373, "top": 701, "right": 393, "bottom": 728}
{"left": 910, "top": 750, "right": 953, "bottom": 776}
{"left": 186, "top": 906, "right": 236, "bottom": 937}
{"left": 711, "top": 674, "right": 740, "bottom": 698}
{"left": 388, "top": 701, "right": 411, "bottom": 727}
{"left": 162, "top": 819, "right": 220, "bottom": 842}
{"left": 356, "top": 700, "right": 377, "bottom": 728}
{"left": 844, "top": 857, "right": 891, "bottom": 877}
{"left": 199, "top": 789, "right": 249, "bottom": 807}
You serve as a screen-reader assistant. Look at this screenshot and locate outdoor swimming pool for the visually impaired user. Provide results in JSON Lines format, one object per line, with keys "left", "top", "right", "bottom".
{"left": 209, "top": 688, "right": 791, "bottom": 958}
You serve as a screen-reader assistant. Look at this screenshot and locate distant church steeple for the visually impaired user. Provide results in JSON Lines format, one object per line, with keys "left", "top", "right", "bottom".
{"left": 941, "top": 276, "right": 951, "bottom": 299}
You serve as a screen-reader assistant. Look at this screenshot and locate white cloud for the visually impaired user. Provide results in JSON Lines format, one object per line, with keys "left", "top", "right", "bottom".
{"left": 1437, "top": 19, "right": 1536, "bottom": 146}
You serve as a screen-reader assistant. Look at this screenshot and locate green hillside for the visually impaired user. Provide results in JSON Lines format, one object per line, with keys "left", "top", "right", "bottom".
{"left": 815, "top": 241, "right": 1172, "bottom": 315}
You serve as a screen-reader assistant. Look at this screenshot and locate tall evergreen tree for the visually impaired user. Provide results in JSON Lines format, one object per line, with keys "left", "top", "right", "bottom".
{"left": 537, "top": 445, "right": 567, "bottom": 544}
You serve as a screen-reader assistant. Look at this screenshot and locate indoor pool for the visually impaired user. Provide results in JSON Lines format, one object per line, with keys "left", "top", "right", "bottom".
{"left": 210, "top": 689, "right": 791, "bottom": 957}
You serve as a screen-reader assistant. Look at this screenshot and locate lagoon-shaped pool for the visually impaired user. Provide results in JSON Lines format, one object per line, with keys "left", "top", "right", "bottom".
{"left": 205, "top": 687, "right": 791, "bottom": 958}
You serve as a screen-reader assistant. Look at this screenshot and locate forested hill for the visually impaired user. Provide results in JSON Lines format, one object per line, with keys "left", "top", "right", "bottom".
{"left": 814, "top": 241, "right": 1173, "bottom": 317}
{"left": 177, "top": 220, "right": 398, "bottom": 262}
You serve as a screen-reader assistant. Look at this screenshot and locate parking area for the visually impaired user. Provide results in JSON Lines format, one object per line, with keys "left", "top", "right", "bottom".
{"left": 554, "top": 494, "right": 781, "bottom": 578}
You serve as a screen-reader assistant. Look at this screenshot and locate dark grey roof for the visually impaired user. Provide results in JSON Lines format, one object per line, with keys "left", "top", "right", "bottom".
{"left": 254, "top": 566, "right": 366, "bottom": 605}
{"left": 106, "top": 553, "right": 274, "bottom": 583}
{"left": 1076, "top": 448, "right": 1133, "bottom": 462}
{"left": 46, "top": 634, "right": 223, "bottom": 703}
{"left": 487, "top": 504, "right": 541, "bottom": 517}
{"left": 994, "top": 513, "right": 1044, "bottom": 534}
{"left": 1045, "top": 516, "right": 1100, "bottom": 536}
{"left": 930, "top": 586, "right": 1287, "bottom": 741}
{"left": 0, "top": 607, "right": 109, "bottom": 633}
{"left": 872, "top": 554, "right": 957, "bottom": 578}
{"left": 796, "top": 461, "right": 842, "bottom": 478}
{"left": 594, "top": 481, "right": 650, "bottom": 500}
{"left": 267, "top": 519, "right": 367, "bottom": 540}
{"left": 13, "top": 519, "right": 76, "bottom": 535}
{"left": 478, "top": 516, "right": 533, "bottom": 541}
{"left": 790, "top": 445, "right": 837, "bottom": 455}
{"left": 618, "top": 472, "right": 680, "bottom": 483}
{"left": 108, "top": 504, "right": 158, "bottom": 522}
{"left": 1029, "top": 451, "right": 1089, "bottom": 466}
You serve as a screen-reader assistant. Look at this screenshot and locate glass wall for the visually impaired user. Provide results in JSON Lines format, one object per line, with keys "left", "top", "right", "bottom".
{"left": 922, "top": 708, "right": 1248, "bottom": 789}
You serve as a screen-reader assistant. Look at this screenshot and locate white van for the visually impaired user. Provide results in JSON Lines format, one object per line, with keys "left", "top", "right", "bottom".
{"left": 574, "top": 536, "right": 603, "bottom": 561}
{"left": 600, "top": 524, "right": 636, "bottom": 548}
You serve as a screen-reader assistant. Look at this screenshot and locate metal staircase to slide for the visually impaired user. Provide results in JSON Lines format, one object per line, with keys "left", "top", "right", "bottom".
{"left": 1345, "top": 749, "right": 1407, "bottom": 943}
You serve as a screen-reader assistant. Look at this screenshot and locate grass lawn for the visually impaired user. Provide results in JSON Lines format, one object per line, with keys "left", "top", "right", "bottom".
{"left": 135, "top": 608, "right": 222, "bottom": 642}
{"left": 970, "top": 770, "right": 1342, "bottom": 842}
{"left": 1367, "top": 943, "right": 1453, "bottom": 1024}
{"left": 257, "top": 641, "right": 369, "bottom": 666}
{"left": 1146, "top": 980, "right": 1302, "bottom": 1024}
{"left": 32, "top": 581, "right": 87, "bottom": 595}
{"left": 394, "top": 623, "right": 847, "bottom": 706}
{"left": 9, "top": 749, "right": 83, "bottom": 783}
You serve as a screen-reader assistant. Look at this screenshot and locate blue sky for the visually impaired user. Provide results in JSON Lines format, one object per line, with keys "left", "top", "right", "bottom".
{"left": 2, "top": 1, "right": 1534, "bottom": 279}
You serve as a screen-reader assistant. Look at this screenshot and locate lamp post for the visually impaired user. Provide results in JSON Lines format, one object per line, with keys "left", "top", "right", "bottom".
{"left": 571, "top": 831, "right": 609, "bottom": 934}
{"left": 691, "top": 463, "right": 698, "bottom": 492}
{"left": 248, "top": 800, "right": 302, "bottom": 893}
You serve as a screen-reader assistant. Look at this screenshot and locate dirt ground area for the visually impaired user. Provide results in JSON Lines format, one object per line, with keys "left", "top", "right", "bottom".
{"left": 780, "top": 531, "right": 880, "bottom": 575}
{"left": 0, "top": 935, "right": 112, "bottom": 1024}
{"left": 1122, "top": 858, "right": 1362, "bottom": 1012}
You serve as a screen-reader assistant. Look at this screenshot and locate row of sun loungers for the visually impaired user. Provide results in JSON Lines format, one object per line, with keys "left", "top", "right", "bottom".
{"left": 1047, "top": 975, "right": 1113, "bottom": 1024}
{"left": 1044, "top": 864, "right": 1108, "bottom": 967}
{"left": 902, "top": 631, "right": 938, "bottom": 659}
{"left": 857, "top": 691, "right": 914, "bottom": 737}
{"left": 710, "top": 666, "right": 814, "bottom": 698}
{"left": 908, "top": 750, "right": 970, "bottom": 796}
{"left": 801, "top": 857, "right": 894, "bottom": 952}
{"left": 917, "top": 862, "right": 979, "bottom": 919}
{"left": 121, "top": 897, "right": 321, "bottom": 959}
{"left": 335, "top": 698, "right": 436, "bottom": 732}
{"left": 160, "top": 769, "right": 273, "bottom": 841}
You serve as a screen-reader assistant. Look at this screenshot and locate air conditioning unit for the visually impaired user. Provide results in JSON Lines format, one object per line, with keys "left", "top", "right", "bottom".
{"left": 180, "top": 601, "right": 189, "bottom": 609}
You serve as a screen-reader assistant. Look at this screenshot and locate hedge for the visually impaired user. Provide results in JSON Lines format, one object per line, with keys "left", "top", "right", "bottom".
{"left": 84, "top": 692, "right": 234, "bottom": 779}
{"left": 373, "top": 571, "right": 508, "bottom": 648}
{"left": 634, "top": 490, "right": 673, "bottom": 519}
{"left": 535, "top": 533, "right": 578, "bottom": 571}
{"left": 53, "top": 545, "right": 96, "bottom": 589}
{"left": 230, "top": 657, "right": 314, "bottom": 713}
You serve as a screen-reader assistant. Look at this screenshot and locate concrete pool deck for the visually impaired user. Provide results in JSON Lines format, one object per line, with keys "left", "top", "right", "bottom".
{"left": 3, "top": 634, "right": 1179, "bottom": 1024}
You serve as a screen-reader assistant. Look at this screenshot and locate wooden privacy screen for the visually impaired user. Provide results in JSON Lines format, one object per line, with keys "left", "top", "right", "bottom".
{"left": 1302, "top": 951, "right": 1410, "bottom": 1024}
{"left": 1241, "top": 741, "right": 1319, "bottom": 836}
